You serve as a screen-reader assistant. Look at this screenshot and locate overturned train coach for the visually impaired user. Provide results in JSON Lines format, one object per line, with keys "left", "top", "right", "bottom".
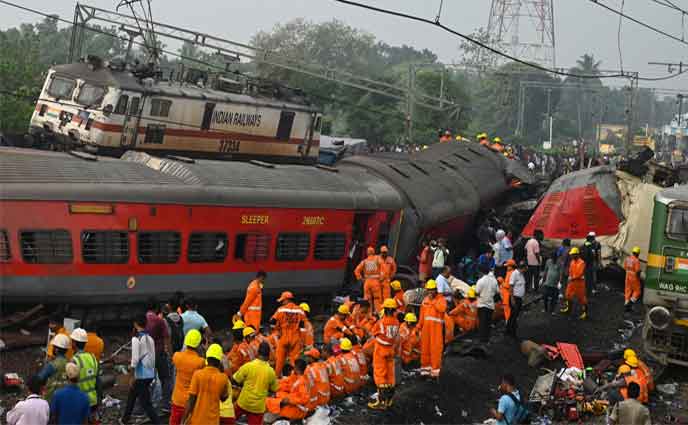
{"left": 0, "top": 143, "right": 531, "bottom": 305}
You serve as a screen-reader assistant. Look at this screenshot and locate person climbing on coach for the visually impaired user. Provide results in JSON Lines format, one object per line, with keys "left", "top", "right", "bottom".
{"left": 271, "top": 291, "right": 306, "bottom": 377}
{"left": 368, "top": 298, "right": 400, "bottom": 410}
{"left": 561, "top": 247, "right": 588, "bottom": 320}
{"left": 419, "top": 280, "right": 447, "bottom": 379}
{"left": 237, "top": 271, "right": 266, "bottom": 331}
{"left": 378, "top": 245, "right": 397, "bottom": 300}
{"left": 624, "top": 247, "right": 642, "bottom": 312}
{"left": 355, "top": 247, "right": 385, "bottom": 312}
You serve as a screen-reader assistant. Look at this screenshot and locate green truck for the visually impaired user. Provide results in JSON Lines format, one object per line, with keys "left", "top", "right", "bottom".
{"left": 644, "top": 186, "right": 688, "bottom": 366}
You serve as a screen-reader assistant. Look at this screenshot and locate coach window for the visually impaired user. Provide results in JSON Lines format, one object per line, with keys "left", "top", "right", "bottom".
{"left": 0, "top": 230, "right": 11, "bottom": 262}
{"left": 276, "top": 111, "right": 296, "bottom": 141}
{"left": 77, "top": 84, "right": 106, "bottom": 107}
{"left": 235, "top": 233, "right": 270, "bottom": 263}
{"left": 666, "top": 206, "right": 688, "bottom": 241}
{"left": 144, "top": 124, "right": 165, "bottom": 144}
{"left": 81, "top": 231, "right": 129, "bottom": 264}
{"left": 276, "top": 233, "right": 310, "bottom": 261}
{"left": 189, "top": 232, "right": 228, "bottom": 263}
{"left": 314, "top": 233, "right": 346, "bottom": 261}
{"left": 47, "top": 76, "right": 76, "bottom": 100}
{"left": 114, "top": 95, "right": 129, "bottom": 115}
{"left": 150, "top": 99, "right": 172, "bottom": 117}
{"left": 138, "top": 231, "right": 180, "bottom": 264}
{"left": 20, "top": 230, "right": 73, "bottom": 264}
{"left": 129, "top": 97, "right": 141, "bottom": 115}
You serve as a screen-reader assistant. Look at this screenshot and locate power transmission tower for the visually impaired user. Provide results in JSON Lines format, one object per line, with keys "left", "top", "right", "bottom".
{"left": 486, "top": 0, "right": 556, "bottom": 68}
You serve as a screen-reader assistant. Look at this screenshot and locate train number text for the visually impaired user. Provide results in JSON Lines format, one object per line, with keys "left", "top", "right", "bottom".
{"left": 219, "top": 139, "right": 241, "bottom": 153}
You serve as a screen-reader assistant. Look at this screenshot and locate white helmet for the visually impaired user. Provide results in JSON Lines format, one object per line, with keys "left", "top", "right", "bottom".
{"left": 70, "top": 328, "right": 88, "bottom": 343}
{"left": 51, "top": 334, "right": 71, "bottom": 350}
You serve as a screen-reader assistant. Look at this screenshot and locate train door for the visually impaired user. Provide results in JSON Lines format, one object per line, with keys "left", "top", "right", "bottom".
{"left": 120, "top": 95, "right": 143, "bottom": 148}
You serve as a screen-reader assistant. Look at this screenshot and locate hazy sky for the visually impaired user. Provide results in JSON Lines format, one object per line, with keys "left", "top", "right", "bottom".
{"left": 2, "top": 0, "right": 687, "bottom": 90}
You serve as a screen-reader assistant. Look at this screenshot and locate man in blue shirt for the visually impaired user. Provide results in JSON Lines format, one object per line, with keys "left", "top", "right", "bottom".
{"left": 50, "top": 362, "right": 90, "bottom": 425}
{"left": 181, "top": 298, "right": 212, "bottom": 344}
{"left": 477, "top": 249, "right": 496, "bottom": 271}
{"left": 491, "top": 374, "right": 521, "bottom": 425}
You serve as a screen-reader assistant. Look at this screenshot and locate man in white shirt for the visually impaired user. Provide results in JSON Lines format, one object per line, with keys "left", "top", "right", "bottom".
{"left": 506, "top": 263, "right": 527, "bottom": 338}
{"left": 475, "top": 264, "right": 499, "bottom": 344}
{"left": 7, "top": 375, "right": 49, "bottom": 425}
{"left": 435, "top": 266, "right": 454, "bottom": 304}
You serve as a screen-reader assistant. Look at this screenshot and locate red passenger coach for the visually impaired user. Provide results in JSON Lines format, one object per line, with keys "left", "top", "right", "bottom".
{"left": 0, "top": 148, "right": 402, "bottom": 304}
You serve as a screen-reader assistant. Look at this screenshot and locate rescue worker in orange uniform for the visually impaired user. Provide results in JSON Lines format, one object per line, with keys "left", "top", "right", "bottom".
{"left": 378, "top": 246, "right": 398, "bottom": 300}
{"left": 624, "top": 349, "right": 654, "bottom": 392}
{"left": 271, "top": 291, "right": 306, "bottom": 377}
{"left": 355, "top": 247, "right": 385, "bottom": 312}
{"left": 391, "top": 280, "right": 405, "bottom": 313}
{"left": 324, "top": 304, "right": 354, "bottom": 344}
{"left": 561, "top": 247, "right": 588, "bottom": 320}
{"left": 351, "top": 339, "right": 370, "bottom": 386}
{"left": 306, "top": 348, "right": 331, "bottom": 410}
{"left": 350, "top": 300, "right": 375, "bottom": 340}
{"left": 624, "top": 247, "right": 642, "bottom": 312}
{"left": 299, "top": 303, "right": 315, "bottom": 350}
{"left": 237, "top": 271, "right": 266, "bottom": 330}
{"left": 368, "top": 299, "right": 400, "bottom": 410}
{"left": 477, "top": 133, "right": 489, "bottom": 147}
{"left": 338, "top": 338, "right": 362, "bottom": 394}
{"left": 265, "top": 358, "right": 311, "bottom": 420}
{"left": 449, "top": 287, "right": 479, "bottom": 334}
{"left": 419, "top": 280, "right": 447, "bottom": 378}
{"left": 303, "top": 349, "right": 320, "bottom": 412}
{"left": 614, "top": 364, "right": 649, "bottom": 404}
{"left": 399, "top": 312, "right": 421, "bottom": 368}
{"left": 490, "top": 136, "right": 505, "bottom": 153}
{"left": 238, "top": 327, "right": 257, "bottom": 366}
{"left": 227, "top": 320, "right": 246, "bottom": 377}
{"left": 324, "top": 344, "right": 345, "bottom": 399}
{"left": 439, "top": 130, "right": 452, "bottom": 142}
{"left": 500, "top": 259, "right": 516, "bottom": 323}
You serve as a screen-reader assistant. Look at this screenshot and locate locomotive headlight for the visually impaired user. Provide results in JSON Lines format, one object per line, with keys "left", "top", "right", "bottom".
{"left": 103, "top": 104, "right": 113, "bottom": 117}
{"left": 648, "top": 306, "right": 672, "bottom": 330}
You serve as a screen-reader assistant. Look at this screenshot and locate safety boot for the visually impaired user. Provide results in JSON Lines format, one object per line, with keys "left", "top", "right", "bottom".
{"left": 385, "top": 386, "right": 395, "bottom": 408}
{"left": 579, "top": 307, "right": 588, "bottom": 320}
{"left": 368, "top": 386, "right": 387, "bottom": 410}
{"left": 560, "top": 301, "right": 570, "bottom": 314}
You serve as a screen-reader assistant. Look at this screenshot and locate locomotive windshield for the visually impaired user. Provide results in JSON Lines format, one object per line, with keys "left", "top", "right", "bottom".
{"left": 46, "top": 76, "right": 76, "bottom": 99}
{"left": 666, "top": 205, "right": 688, "bottom": 241}
{"left": 76, "top": 83, "right": 106, "bottom": 107}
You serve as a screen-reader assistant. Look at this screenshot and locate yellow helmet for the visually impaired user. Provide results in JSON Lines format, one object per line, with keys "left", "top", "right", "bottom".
{"left": 390, "top": 280, "right": 402, "bottom": 291}
{"left": 184, "top": 329, "right": 202, "bottom": 348}
{"left": 404, "top": 312, "right": 418, "bottom": 323}
{"left": 467, "top": 287, "right": 477, "bottom": 299}
{"left": 242, "top": 327, "right": 256, "bottom": 338}
{"left": 625, "top": 356, "right": 639, "bottom": 368}
{"left": 300, "top": 303, "right": 311, "bottom": 313}
{"left": 570, "top": 247, "right": 580, "bottom": 255}
{"left": 493, "top": 137, "right": 502, "bottom": 143}
{"left": 618, "top": 364, "right": 632, "bottom": 374}
{"left": 232, "top": 320, "right": 246, "bottom": 330}
{"left": 206, "top": 343, "right": 224, "bottom": 361}
{"left": 425, "top": 280, "right": 437, "bottom": 290}
{"left": 339, "top": 337, "right": 353, "bottom": 351}
{"left": 337, "top": 304, "right": 350, "bottom": 315}
{"left": 623, "top": 348, "right": 637, "bottom": 360}
{"left": 632, "top": 246, "right": 641, "bottom": 254}
{"left": 382, "top": 298, "right": 397, "bottom": 309}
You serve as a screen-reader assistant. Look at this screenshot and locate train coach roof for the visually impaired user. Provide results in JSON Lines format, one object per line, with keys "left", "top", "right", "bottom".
{"left": 656, "top": 185, "right": 688, "bottom": 205}
{"left": 0, "top": 148, "right": 402, "bottom": 210}
{"left": 51, "top": 63, "right": 318, "bottom": 112}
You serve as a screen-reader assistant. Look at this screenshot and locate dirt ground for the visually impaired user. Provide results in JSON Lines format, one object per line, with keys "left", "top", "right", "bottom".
{"left": 1, "top": 282, "right": 687, "bottom": 425}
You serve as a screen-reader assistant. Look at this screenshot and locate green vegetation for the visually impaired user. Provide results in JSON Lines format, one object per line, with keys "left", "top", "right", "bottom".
{"left": 0, "top": 17, "right": 677, "bottom": 148}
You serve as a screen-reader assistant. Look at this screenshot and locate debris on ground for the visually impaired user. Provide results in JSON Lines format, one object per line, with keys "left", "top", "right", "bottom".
{"left": 657, "top": 383, "right": 679, "bottom": 396}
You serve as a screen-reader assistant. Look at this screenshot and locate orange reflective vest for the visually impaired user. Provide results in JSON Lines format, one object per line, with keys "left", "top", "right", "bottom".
{"left": 340, "top": 352, "right": 361, "bottom": 394}
{"left": 239, "top": 279, "right": 263, "bottom": 329}
{"left": 449, "top": 299, "right": 478, "bottom": 333}
{"left": 399, "top": 323, "right": 420, "bottom": 364}
{"left": 620, "top": 371, "right": 649, "bottom": 404}
{"left": 310, "top": 361, "right": 331, "bottom": 408}
{"left": 325, "top": 356, "right": 345, "bottom": 398}
{"left": 323, "top": 315, "right": 352, "bottom": 344}
{"left": 305, "top": 364, "right": 320, "bottom": 412}
{"left": 393, "top": 290, "right": 405, "bottom": 313}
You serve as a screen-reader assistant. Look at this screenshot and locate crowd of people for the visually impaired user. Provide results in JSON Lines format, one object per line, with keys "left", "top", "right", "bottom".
{"left": 6, "top": 223, "right": 652, "bottom": 424}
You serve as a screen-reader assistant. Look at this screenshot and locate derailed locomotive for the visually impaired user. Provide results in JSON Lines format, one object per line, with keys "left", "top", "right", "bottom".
{"left": 0, "top": 142, "right": 531, "bottom": 304}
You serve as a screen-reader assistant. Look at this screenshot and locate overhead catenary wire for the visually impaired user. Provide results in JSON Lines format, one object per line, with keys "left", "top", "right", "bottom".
{"left": 618, "top": 0, "right": 625, "bottom": 73}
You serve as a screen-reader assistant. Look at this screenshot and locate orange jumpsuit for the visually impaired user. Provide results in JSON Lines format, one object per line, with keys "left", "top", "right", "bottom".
{"left": 371, "top": 315, "right": 400, "bottom": 387}
{"left": 251, "top": 332, "right": 276, "bottom": 366}
{"left": 340, "top": 352, "right": 362, "bottom": 394}
{"left": 352, "top": 345, "right": 370, "bottom": 385}
{"left": 305, "top": 364, "right": 320, "bottom": 412}
{"left": 444, "top": 313, "right": 455, "bottom": 344}
{"left": 501, "top": 268, "right": 514, "bottom": 321}
{"left": 309, "top": 361, "right": 331, "bottom": 409}
{"left": 323, "top": 315, "right": 352, "bottom": 344}
{"left": 393, "top": 290, "right": 405, "bottom": 313}
{"left": 272, "top": 302, "right": 306, "bottom": 376}
{"left": 566, "top": 258, "right": 588, "bottom": 305}
{"left": 636, "top": 360, "right": 655, "bottom": 392}
{"left": 620, "top": 371, "right": 649, "bottom": 404}
{"left": 379, "top": 255, "right": 398, "bottom": 300}
{"left": 419, "top": 294, "right": 447, "bottom": 378}
{"left": 355, "top": 255, "right": 385, "bottom": 312}
{"left": 449, "top": 298, "right": 478, "bottom": 334}
{"left": 399, "top": 323, "right": 420, "bottom": 365}
{"left": 326, "top": 356, "right": 345, "bottom": 398}
{"left": 266, "top": 374, "right": 311, "bottom": 420}
{"left": 226, "top": 343, "right": 244, "bottom": 376}
{"left": 624, "top": 255, "right": 641, "bottom": 303}
{"left": 239, "top": 279, "right": 263, "bottom": 330}
{"left": 350, "top": 305, "right": 375, "bottom": 339}
{"left": 301, "top": 318, "right": 314, "bottom": 349}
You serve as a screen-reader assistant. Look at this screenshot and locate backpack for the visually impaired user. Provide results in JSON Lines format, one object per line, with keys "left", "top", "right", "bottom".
{"left": 165, "top": 315, "right": 184, "bottom": 353}
{"left": 506, "top": 392, "right": 531, "bottom": 424}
